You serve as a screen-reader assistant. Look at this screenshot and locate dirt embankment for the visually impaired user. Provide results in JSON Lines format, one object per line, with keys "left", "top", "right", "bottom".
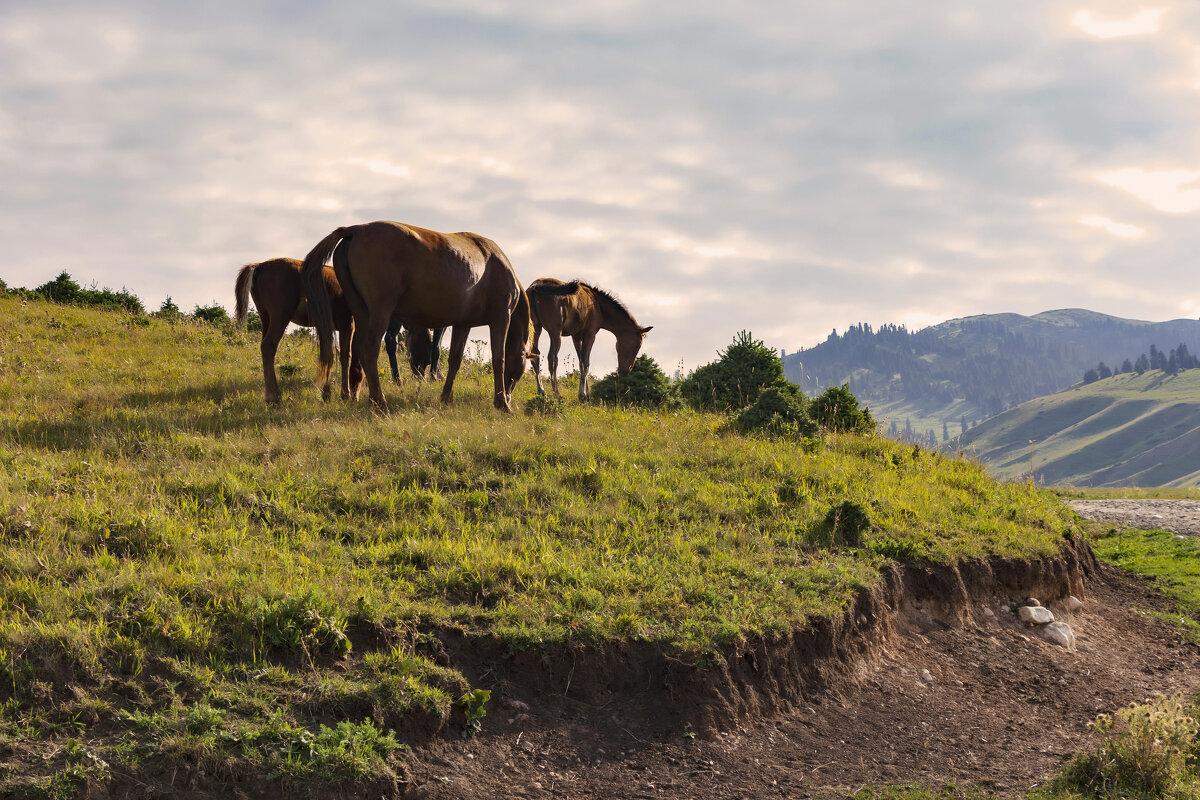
{"left": 401, "top": 537, "right": 1200, "bottom": 799}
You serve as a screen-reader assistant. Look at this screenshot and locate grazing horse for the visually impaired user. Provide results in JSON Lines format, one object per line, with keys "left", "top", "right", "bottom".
{"left": 234, "top": 257, "right": 360, "bottom": 404}
{"left": 526, "top": 278, "right": 652, "bottom": 401}
{"left": 385, "top": 322, "right": 446, "bottom": 383}
{"left": 234, "top": 258, "right": 442, "bottom": 403}
{"left": 301, "top": 220, "right": 531, "bottom": 412}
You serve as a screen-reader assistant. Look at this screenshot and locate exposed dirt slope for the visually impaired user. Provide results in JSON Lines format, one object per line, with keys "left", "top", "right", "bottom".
{"left": 404, "top": 556, "right": 1200, "bottom": 799}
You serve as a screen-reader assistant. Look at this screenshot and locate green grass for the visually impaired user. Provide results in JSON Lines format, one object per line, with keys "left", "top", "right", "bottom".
{"left": 0, "top": 295, "right": 1080, "bottom": 793}
{"left": 1087, "top": 525, "right": 1200, "bottom": 644}
{"left": 959, "top": 370, "right": 1200, "bottom": 487}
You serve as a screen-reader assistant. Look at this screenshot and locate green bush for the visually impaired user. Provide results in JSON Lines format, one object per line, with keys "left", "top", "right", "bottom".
{"left": 732, "top": 385, "right": 819, "bottom": 439}
{"left": 811, "top": 383, "right": 875, "bottom": 434}
{"left": 524, "top": 394, "right": 565, "bottom": 416}
{"left": 591, "top": 355, "right": 677, "bottom": 409}
{"left": 821, "top": 500, "right": 872, "bottom": 548}
{"left": 192, "top": 303, "right": 231, "bottom": 327}
{"left": 679, "top": 330, "right": 789, "bottom": 412}
{"left": 33, "top": 271, "right": 145, "bottom": 313}
{"left": 154, "top": 296, "right": 183, "bottom": 320}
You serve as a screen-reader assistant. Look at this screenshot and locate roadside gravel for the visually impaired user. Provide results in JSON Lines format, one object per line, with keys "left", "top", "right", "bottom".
{"left": 1069, "top": 499, "right": 1200, "bottom": 537}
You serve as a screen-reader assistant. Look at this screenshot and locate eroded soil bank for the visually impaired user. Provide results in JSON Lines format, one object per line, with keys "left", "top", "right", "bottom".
{"left": 406, "top": 540, "right": 1200, "bottom": 799}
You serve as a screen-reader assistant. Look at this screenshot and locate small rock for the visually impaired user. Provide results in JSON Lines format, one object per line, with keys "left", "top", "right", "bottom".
{"left": 857, "top": 614, "right": 868, "bottom": 626}
{"left": 919, "top": 669, "right": 934, "bottom": 685}
{"left": 981, "top": 607, "right": 995, "bottom": 618}
{"left": 1064, "top": 595, "right": 1084, "bottom": 612}
{"left": 502, "top": 698, "right": 531, "bottom": 712}
{"left": 527, "top": 782, "right": 544, "bottom": 793}
{"left": 1041, "top": 621, "right": 1075, "bottom": 649}
{"left": 1018, "top": 605, "right": 1054, "bottom": 624}
{"left": 520, "top": 739, "right": 537, "bottom": 753}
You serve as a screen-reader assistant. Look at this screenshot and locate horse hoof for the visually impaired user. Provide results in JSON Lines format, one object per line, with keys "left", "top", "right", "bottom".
{"left": 321, "top": 387, "right": 331, "bottom": 402}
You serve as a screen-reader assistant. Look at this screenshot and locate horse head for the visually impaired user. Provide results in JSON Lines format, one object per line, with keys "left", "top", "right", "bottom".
{"left": 616, "top": 326, "right": 654, "bottom": 374}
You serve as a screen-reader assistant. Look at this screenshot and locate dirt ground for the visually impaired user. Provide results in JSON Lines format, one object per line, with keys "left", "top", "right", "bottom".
{"left": 402, "top": 505, "right": 1200, "bottom": 799}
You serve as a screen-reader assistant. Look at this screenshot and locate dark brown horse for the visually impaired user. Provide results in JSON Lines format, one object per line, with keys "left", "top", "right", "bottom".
{"left": 301, "top": 221, "right": 532, "bottom": 412}
{"left": 526, "top": 278, "right": 652, "bottom": 401}
{"left": 234, "top": 258, "right": 444, "bottom": 403}
{"left": 235, "top": 257, "right": 360, "bottom": 404}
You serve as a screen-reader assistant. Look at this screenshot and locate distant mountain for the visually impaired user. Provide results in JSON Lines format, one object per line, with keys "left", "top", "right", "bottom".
{"left": 957, "top": 369, "right": 1200, "bottom": 487}
{"left": 782, "top": 309, "right": 1200, "bottom": 442}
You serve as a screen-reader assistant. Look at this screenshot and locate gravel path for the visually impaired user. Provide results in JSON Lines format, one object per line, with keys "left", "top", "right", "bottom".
{"left": 1069, "top": 499, "right": 1200, "bottom": 537}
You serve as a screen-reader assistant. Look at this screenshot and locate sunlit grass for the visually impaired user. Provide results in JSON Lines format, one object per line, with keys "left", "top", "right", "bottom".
{"left": 0, "top": 295, "right": 1078, "bottom": 793}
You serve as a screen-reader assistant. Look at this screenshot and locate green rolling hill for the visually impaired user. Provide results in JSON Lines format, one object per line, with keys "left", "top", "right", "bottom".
{"left": 957, "top": 369, "right": 1200, "bottom": 487}
{"left": 782, "top": 309, "right": 1200, "bottom": 445}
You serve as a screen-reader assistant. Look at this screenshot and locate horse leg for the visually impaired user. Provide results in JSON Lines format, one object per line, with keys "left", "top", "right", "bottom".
{"left": 547, "top": 331, "right": 563, "bottom": 399}
{"left": 440, "top": 325, "right": 471, "bottom": 405}
{"left": 531, "top": 322, "right": 545, "bottom": 396}
{"left": 260, "top": 309, "right": 287, "bottom": 404}
{"left": 353, "top": 310, "right": 391, "bottom": 412}
{"left": 574, "top": 332, "right": 595, "bottom": 402}
{"left": 430, "top": 327, "right": 446, "bottom": 380}
{"left": 488, "top": 314, "right": 512, "bottom": 411}
{"left": 384, "top": 320, "right": 401, "bottom": 384}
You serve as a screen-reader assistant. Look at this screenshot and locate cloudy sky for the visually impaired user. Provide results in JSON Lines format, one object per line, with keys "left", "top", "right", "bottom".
{"left": 4, "top": 1, "right": 1200, "bottom": 374}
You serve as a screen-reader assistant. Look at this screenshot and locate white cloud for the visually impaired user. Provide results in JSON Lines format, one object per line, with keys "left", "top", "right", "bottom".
{"left": 1077, "top": 214, "right": 1146, "bottom": 238}
{"left": 1071, "top": 8, "right": 1165, "bottom": 39}
{"left": 1098, "top": 168, "right": 1200, "bottom": 214}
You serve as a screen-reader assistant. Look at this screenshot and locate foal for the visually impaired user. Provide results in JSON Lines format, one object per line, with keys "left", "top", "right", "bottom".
{"left": 525, "top": 278, "right": 652, "bottom": 401}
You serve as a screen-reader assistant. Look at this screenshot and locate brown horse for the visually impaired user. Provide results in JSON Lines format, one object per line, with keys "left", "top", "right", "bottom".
{"left": 526, "top": 279, "right": 652, "bottom": 401}
{"left": 234, "top": 258, "right": 443, "bottom": 403}
{"left": 235, "top": 258, "right": 360, "bottom": 404}
{"left": 301, "top": 221, "right": 531, "bottom": 412}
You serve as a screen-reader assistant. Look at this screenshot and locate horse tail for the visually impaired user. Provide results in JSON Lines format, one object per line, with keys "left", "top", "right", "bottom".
{"left": 234, "top": 263, "right": 256, "bottom": 328}
{"left": 301, "top": 227, "right": 351, "bottom": 372}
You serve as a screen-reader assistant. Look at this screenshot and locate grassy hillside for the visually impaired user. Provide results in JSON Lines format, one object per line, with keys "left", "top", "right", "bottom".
{"left": 784, "top": 309, "right": 1200, "bottom": 442}
{"left": 958, "top": 370, "right": 1200, "bottom": 487}
{"left": 0, "top": 295, "right": 1077, "bottom": 795}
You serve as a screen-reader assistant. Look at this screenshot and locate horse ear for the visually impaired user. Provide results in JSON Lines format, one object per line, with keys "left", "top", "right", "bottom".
{"left": 641, "top": 326, "right": 653, "bottom": 335}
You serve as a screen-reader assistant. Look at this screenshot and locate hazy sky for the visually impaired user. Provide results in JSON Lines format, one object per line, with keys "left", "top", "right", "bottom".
{"left": 4, "top": 2, "right": 1200, "bottom": 374}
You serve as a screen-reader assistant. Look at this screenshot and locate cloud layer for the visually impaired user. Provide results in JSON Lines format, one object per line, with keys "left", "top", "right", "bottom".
{"left": 4, "top": 1, "right": 1200, "bottom": 374}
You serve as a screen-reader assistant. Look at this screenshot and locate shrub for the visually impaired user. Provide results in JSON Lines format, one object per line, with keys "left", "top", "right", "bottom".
{"left": 192, "top": 303, "right": 231, "bottom": 327}
{"left": 34, "top": 271, "right": 82, "bottom": 304}
{"left": 590, "top": 355, "right": 677, "bottom": 409}
{"left": 1055, "top": 693, "right": 1199, "bottom": 798}
{"left": 732, "top": 385, "right": 819, "bottom": 439}
{"left": 524, "top": 394, "right": 565, "bottom": 416}
{"left": 820, "top": 500, "right": 871, "bottom": 548}
{"left": 811, "top": 384, "right": 875, "bottom": 434}
{"left": 154, "top": 296, "right": 183, "bottom": 320}
{"left": 679, "top": 330, "right": 788, "bottom": 412}
{"left": 32, "top": 271, "right": 145, "bottom": 313}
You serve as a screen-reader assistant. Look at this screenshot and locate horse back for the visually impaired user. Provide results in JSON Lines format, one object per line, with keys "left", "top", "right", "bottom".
{"left": 343, "top": 221, "right": 519, "bottom": 327}
{"left": 528, "top": 277, "right": 594, "bottom": 336}
{"left": 249, "top": 257, "right": 348, "bottom": 328}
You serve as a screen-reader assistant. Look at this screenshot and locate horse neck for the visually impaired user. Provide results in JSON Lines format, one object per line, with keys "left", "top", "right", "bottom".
{"left": 590, "top": 290, "right": 640, "bottom": 340}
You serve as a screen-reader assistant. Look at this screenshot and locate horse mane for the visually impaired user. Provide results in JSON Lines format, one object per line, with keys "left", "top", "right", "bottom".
{"left": 580, "top": 281, "right": 638, "bottom": 326}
